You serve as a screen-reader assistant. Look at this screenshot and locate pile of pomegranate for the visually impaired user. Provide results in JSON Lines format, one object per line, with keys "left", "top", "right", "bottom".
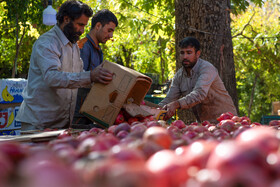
{"left": 0, "top": 112, "right": 280, "bottom": 187}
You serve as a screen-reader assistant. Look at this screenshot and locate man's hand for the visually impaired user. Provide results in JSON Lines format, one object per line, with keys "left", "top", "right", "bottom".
{"left": 90, "top": 65, "right": 113, "bottom": 84}
{"left": 162, "top": 101, "right": 180, "bottom": 120}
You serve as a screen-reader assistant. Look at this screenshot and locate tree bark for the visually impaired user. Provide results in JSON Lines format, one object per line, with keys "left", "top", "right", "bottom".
{"left": 174, "top": 0, "right": 239, "bottom": 124}
{"left": 158, "top": 37, "right": 165, "bottom": 83}
{"left": 12, "top": 15, "right": 26, "bottom": 78}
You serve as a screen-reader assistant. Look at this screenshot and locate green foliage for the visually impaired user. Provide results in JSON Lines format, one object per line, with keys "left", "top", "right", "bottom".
{"left": 0, "top": 0, "right": 266, "bottom": 80}
{"left": 0, "top": 0, "right": 51, "bottom": 78}
{"left": 94, "top": 0, "right": 176, "bottom": 84}
{"left": 96, "top": 1, "right": 173, "bottom": 82}
{"left": 231, "top": 0, "right": 264, "bottom": 14}
{"left": 232, "top": 0, "right": 280, "bottom": 122}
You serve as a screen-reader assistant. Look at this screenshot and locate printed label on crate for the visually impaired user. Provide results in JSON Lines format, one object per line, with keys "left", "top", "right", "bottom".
{"left": 14, "top": 107, "right": 21, "bottom": 128}
{"left": 0, "top": 129, "right": 21, "bottom": 136}
{"left": 155, "top": 110, "right": 167, "bottom": 120}
{"left": 0, "top": 78, "right": 27, "bottom": 104}
{"left": 0, "top": 107, "right": 21, "bottom": 130}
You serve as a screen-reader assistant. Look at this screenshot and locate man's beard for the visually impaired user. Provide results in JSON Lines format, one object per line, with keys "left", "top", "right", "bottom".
{"left": 63, "top": 21, "right": 82, "bottom": 44}
{"left": 181, "top": 59, "right": 196, "bottom": 70}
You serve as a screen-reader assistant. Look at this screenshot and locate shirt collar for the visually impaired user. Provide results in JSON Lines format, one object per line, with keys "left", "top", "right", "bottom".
{"left": 86, "top": 34, "right": 101, "bottom": 50}
{"left": 53, "top": 24, "right": 71, "bottom": 46}
{"left": 192, "top": 58, "right": 202, "bottom": 73}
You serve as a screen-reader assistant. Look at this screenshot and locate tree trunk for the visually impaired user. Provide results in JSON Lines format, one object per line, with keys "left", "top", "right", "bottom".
{"left": 12, "top": 15, "right": 26, "bottom": 78}
{"left": 158, "top": 37, "right": 165, "bottom": 83}
{"left": 12, "top": 15, "right": 19, "bottom": 78}
{"left": 174, "top": 0, "right": 239, "bottom": 124}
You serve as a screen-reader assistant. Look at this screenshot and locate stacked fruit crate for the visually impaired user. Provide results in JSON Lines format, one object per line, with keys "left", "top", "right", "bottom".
{"left": 0, "top": 78, "right": 27, "bottom": 135}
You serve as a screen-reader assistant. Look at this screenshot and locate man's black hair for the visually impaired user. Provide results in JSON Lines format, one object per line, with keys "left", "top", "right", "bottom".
{"left": 179, "top": 37, "right": 200, "bottom": 52}
{"left": 91, "top": 9, "right": 118, "bottom": 29}
{"left": 56, "top": 0, "right": 93, "bottom": 26}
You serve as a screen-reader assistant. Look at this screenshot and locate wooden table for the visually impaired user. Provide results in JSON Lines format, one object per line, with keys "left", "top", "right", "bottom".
{"left": 0, "top": 129, "right": 85, "bottom": 143}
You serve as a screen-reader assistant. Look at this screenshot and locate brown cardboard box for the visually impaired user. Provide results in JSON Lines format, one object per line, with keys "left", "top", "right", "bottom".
{"left": 122, "top": 103, "right": 167, "bottom": 120}
{"left": 80, "top": 60, "right": 152, "bottom": 128}
{"left": 272, "top": 101, "right": 280, "bottom": 115}
{"left": 139, "top": 105, "right": 167, "bottom": 120}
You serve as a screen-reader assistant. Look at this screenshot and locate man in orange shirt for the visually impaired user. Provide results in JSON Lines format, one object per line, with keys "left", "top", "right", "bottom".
{"left": 73, "top": 9, "right": 118, "bottom": 125}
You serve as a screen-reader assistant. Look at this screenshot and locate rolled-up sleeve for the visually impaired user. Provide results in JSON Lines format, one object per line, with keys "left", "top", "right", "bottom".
{"left": 159, "top": 72, "right": 182, "bottom": 107}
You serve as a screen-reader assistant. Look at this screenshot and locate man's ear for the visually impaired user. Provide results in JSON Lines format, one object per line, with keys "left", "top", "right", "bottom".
{"left": 196, "top": 50, "right": 201, "bottom": 58}
{"left": 63, "top": 16, "right": 70, "bottom": 24}
{"left": 95, "top": 22, "right": 102, "bottom": 30}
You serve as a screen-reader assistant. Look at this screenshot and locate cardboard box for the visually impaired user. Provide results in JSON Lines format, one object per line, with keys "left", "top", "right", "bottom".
{"left": 80, "top": 60, "right": 152, "bottom": 128}
{"left": 0, "top": 106, "right": 21, "bottom": 136}
{"left": 123, "top": 103, "right": 152, "bottom": 118}
{"left": 0, "top": 78, "right": 27, "bottom": 104}
{"left": 0, "top": 106, "right": 21, "bottom": 130}
{"left": 139, "top": 105, "right": 167, "bottom": 120}
{"left": 119, "top": 103, "right": 167, "bottom": 121}
{"left": 272, "top": 101, "right": 280, "bottom": 115}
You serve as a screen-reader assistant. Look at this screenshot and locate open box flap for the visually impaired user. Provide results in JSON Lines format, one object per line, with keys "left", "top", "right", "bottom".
{"left": 123, "top": 103, "right": 152, "bottom": 117}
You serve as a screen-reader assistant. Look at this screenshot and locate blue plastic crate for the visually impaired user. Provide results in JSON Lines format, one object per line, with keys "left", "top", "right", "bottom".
{"left": 260, "top": 115, "right": 280, "bottom": 125}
